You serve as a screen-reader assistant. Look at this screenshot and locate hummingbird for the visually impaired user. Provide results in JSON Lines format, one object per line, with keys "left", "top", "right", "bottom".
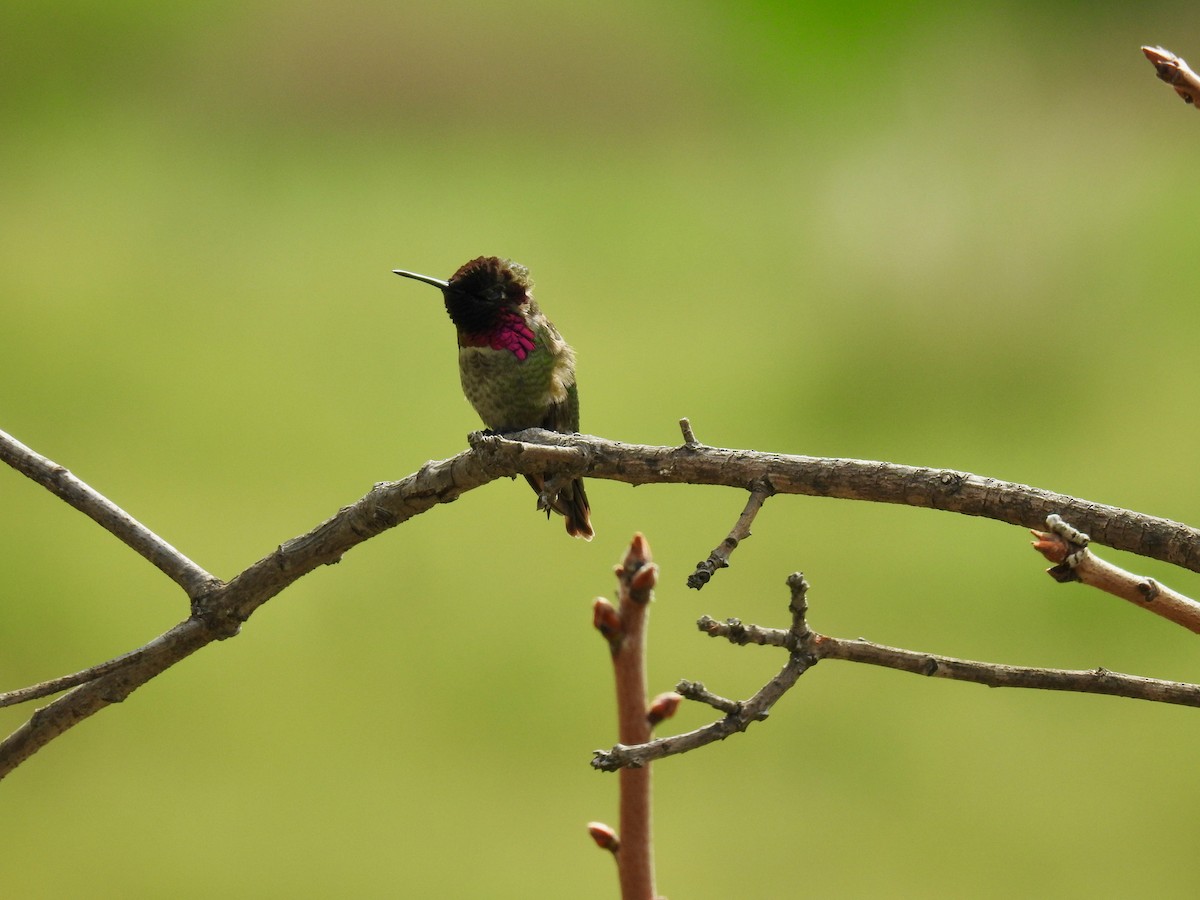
{"left": 393, "top": 256, "right": 594, "bottom": 540}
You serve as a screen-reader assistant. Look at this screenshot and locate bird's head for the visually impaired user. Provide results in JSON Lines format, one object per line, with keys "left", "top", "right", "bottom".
{"left": 394, "top": 256, "right": 532, "bottom": 334}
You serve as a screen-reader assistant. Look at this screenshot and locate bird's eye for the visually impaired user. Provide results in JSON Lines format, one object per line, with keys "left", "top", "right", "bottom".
{"left": 483, "top": 286, "right": 504, "bottom": 303}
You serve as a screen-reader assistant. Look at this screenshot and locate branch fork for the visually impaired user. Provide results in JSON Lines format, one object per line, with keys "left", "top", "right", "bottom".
{"left": 6, "top": 422, "right": 1200, "bottom": 784}
{"left": 594, "top": 562, "right": 1200, "bottom": 773}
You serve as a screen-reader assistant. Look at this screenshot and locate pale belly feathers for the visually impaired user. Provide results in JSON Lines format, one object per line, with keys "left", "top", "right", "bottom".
{"left": 458, "top": 339, "right": 574, "bottom": 432}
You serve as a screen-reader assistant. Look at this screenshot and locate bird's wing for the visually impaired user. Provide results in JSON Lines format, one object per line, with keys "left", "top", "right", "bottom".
{"left": 542, "top": 380, "right": 580, "bottom": 434}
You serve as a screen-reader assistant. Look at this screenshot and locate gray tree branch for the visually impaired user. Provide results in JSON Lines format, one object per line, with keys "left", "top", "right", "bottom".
{"left": 4, "top": 424, "right": 1200, "bottom": 780}
{"left": 593, "top": 579, "right": 1200, "bottom": 772}
{"left": 482, "top": 430, "right": 1200, "bottom": 572}
{"left": 0, "top": 430, "right": 217, "bottom": 597}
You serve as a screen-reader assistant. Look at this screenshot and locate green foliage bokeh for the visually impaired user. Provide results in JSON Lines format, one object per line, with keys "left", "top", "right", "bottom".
{"left": 3, "top": 2, "right": 1200, "bottom": 896}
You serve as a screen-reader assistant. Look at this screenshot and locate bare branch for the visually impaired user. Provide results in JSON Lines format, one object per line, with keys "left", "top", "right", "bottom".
{"left": 673, "top": 679, "right": 750, "bottom": 716}
{"left": 7, "top": 425, "right": 1200, "bottom": 780}
{"left": 0, "top": 440, "right": 504, "bottom": 779}
{"left": 696, "top": 615, "right": 781, "bottom": 647}
{"left": 0, "top": 645, "right": 159, "bottom": 709}
{"left": 595, "top": 570, "right": 816, "bottom": 771}
{"left": 814, "top": 635, "right": 1200, "bottom": 706}
{"left": 687, "top": 482, "right": 772, "bottom": 590}
{"left": 593, "top": 651, "right": 812, "bottom": 771}
{"left": 0, "top": 428, "right": 218, "bottom": 597}
{"left": 481, "top": 430, "right": 1200, "bottom": 574}
{"left": 0, "top": 619, "right": 214, "bottom": 779}
{"left": 595, "top": 570, "right": 1200, "bottom": 772}
{"left": 700, "top": 616, "right": 1200, "bottom": 708}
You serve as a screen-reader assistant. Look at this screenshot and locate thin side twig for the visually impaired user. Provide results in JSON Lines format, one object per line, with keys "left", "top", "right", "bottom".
{"left": 0, "top": 619, "right": 215, "bottom": 777}
{"left": 678, "top": 417, "right": 699, "bottom": 448}
{"left": 0, "top": 438, "right": 505, "bottom": 780}
{"left": 698, "top": 617, "right": 1200, "bottom": 708}
{"left": 0, "top": 645, "right": 158, "bottom": 708}
{"left": 674, "top": 679, "right": 748, "bottom": 716}
{"left": 594, "top": 572, "right": 816, "bottom": 771}
{"left": 595, "top": 572, "right": 1200, "bottom": 772}
{"left": 1032, "top": 514, "right": 1200, "bottom": 634}
{"left": 814, "top": 635, "right": 1200, "bottom": 705}
{"left": 0, "top": 429, "right": 218, "bottom": 598}
{"left": 687, "top": 481, "right": 772, "bottom": 590}
{"left": 593, "top": 651, "right": 812, "bottom": 771}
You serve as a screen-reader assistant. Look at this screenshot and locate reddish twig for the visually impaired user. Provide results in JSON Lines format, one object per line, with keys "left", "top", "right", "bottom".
{"left": 1032, "top": 514, "right": 1200, "bottom": 634}
{"left": 1142, "top": 46, "right": 1200, "bottom": 108}
{"left": 592, "top": 534, "right": 660, "bottom": 899}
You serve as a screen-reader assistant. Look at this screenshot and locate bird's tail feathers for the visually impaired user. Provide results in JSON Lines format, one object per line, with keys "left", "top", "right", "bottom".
{"left": 527, "top": 474, "right": 594, "bottom": 541}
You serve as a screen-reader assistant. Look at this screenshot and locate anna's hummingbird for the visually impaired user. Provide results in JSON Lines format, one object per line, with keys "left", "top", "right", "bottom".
{"left": 393, "top": 256, "right": 593, "bottom": 540}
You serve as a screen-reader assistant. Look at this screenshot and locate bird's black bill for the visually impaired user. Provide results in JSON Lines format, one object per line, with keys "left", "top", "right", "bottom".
{"left": 393, "top": 269, "right": 450, "bottom": 290}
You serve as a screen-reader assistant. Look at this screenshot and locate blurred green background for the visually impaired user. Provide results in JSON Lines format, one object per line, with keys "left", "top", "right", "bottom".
{"left": 4, "top": 1, "right": 1200, "bottom": 896}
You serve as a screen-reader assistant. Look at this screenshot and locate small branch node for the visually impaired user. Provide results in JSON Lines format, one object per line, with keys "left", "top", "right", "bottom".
{"left": 937, "top": 470, "right": 966, "bottom": 492}
{"left": 1045, "top": 513, "right": 1089, "bottom": 546}
{"left": 1137, "top": 578, "right": 1160, "bottom": 603}
{"left": 591, "top": 747, "right": 626, "bottom": 772}
{"left": 678, "top": 417, "right": 700, "bottom": 448}
{"left": 786, "top": 571, "right": 810, "bottom": 641}
{"left": 646, "top": 692, "right": 683, "bottom": 728}
{"left": 587, "top": 821, "right": 620, "bottom": 855}
{"left": 686, "top": 558, "right": 725, "bottom": 590}
{"left": 726, "top": 618, "right": 750, "bottom": 645}
{"left": 695, "top": 616, "right": 786, "bottom": 647}
{"left": 675, "top": 679, "right": 740, "bottom": 714}
{"left": 592, "top": 597, "right": 624, "bottom": 651}
{"left": 465, "top": 430, "right": 494, "bottom": 450}
{"left": 1032, "top": 514, "right": 1092, "bottom": 581}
